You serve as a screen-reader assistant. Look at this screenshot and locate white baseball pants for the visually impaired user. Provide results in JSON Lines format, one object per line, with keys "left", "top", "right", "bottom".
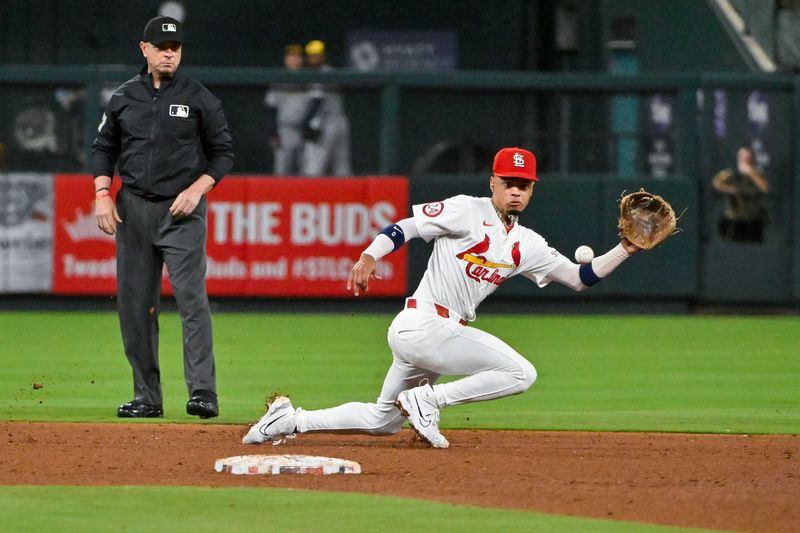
{"left": 294, "top": 302, "right": 537, "bottom": 435}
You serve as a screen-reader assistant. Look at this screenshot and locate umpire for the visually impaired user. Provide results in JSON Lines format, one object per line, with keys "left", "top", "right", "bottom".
{"left": 92, "top": 16, "right": 234, "bottom": 419}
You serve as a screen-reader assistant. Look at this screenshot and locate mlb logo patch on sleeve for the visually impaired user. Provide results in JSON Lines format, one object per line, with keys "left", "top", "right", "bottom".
{"left": 169, "top": 105, "right": 190, "bottom": 118}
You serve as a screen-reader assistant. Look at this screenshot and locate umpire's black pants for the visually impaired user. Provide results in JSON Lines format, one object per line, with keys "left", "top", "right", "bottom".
{"left": 115, "top": 188, "right": 215, "bottom": 406}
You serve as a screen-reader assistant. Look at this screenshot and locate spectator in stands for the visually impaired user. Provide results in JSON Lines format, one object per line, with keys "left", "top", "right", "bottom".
{"left": 712, "top": 146, "right": 770, "bottom": 242}
{"left": 300, "top": 40, "right": 352, "bottom": 176}
{"left": 264, "top": 44, "right": 308, "bottom": 175}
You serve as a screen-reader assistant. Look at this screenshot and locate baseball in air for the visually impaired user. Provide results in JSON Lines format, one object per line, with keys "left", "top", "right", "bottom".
{"left": 574, "top": 245, "right": 594, "bottom": 264}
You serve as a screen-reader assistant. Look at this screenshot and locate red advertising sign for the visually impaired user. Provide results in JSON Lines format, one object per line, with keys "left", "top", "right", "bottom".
{"left": 52, "top": 175, "right": 408, "bottom": 297}
{"left": 53, "top": 174, "right": 120, "bottom": 294}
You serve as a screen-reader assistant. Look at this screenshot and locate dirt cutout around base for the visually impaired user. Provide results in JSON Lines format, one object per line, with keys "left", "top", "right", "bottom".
{"left": 2, "top": 422, "right": 798, "bottom": 532}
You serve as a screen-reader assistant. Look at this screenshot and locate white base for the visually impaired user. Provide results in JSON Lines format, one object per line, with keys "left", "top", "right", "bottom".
{"left": 215, "top": 454, "right": 361, "bottom": 475}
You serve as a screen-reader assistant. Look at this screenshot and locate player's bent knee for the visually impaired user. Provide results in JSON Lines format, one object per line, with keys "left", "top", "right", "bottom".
{"left": 518, "top": 360, "right": 537, "bottom": 392}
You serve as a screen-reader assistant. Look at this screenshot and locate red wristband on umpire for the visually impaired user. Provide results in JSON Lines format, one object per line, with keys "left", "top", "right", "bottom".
{"left": 95, "top": 189, "right": 111, "bottom": 201}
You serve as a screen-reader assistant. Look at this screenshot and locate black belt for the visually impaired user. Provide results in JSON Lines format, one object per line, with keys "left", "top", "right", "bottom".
{"left": 120, "top": 187, "right": 176, "bottom": 202}
{"left": 142, "top": 193, "right": 175, "bottom": 202}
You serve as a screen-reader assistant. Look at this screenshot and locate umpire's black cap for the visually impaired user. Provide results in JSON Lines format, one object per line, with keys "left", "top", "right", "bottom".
{"left": 142, "top": 16, "right": 183, "bottom": 45}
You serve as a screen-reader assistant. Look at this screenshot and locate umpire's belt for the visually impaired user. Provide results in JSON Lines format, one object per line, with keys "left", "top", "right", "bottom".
{"left": 122, "top": 188, "right": 176, "bottom": 202}
{"left": 405, "top": 298, "right": 467, "bottom": 326}
{"left": 142, "top": 193, "right": 175, "bottom": 202}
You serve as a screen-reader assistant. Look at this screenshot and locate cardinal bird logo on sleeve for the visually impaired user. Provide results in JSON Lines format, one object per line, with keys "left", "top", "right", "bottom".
{"left": 456, "top": 235, "right": 519, "bottom": 285}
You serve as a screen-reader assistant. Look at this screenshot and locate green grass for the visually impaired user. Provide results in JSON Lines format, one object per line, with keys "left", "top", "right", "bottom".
{"left": 2, "top": 311, "right": 793, "bottom": 532}
{"left": 1, "top": 312, "right": 798, "bottom": 434}
{"left": 0, "top": 486, "right": 718, "bottom": 533}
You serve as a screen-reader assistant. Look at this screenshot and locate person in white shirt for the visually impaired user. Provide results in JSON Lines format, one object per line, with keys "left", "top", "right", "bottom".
{"left": 299, "top": 40, "right": 352, "bottom": 176}
{"left": 243, "top": 147, "right": 640, "bottom": 448}
{"left": 264, "top": 44, "right": 309, "bottom": 175}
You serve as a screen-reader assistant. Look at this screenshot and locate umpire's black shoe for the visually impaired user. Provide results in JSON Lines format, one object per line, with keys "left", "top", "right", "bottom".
{"left": 117, "top": 400, "right": 163, "bottom": 418}
{"left": 186, "top": 390, "right": 218, "bottom": 419}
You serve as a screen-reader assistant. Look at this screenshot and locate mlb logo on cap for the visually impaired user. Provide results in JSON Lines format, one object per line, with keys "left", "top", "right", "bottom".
{"left": 492, "top": 147, "right": 538, "bottom": 181}
{"left": 142, "top": 16, "right": 183, "bottom": 45}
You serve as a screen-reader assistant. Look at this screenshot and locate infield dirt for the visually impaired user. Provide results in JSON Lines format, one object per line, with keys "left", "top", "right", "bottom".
{"left": 2, "top": 422, "right": 798, "bottom": 532}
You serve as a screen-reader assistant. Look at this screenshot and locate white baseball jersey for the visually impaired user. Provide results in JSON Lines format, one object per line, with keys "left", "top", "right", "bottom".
{"left": 276, "top": 193, "right": 632, "bottom": 440}
{"left": 411, "top": 195, "right": 570, "bottom": 321}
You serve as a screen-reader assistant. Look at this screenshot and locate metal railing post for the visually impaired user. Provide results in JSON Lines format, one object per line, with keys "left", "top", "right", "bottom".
{"left": 793, "top": 76, "right": 800, "bottom": 306}
{"left": 676, "top": 87, "right": 698, "bottom": 179}
{"left": 379, "top": 83, "right": 400, "bottom": 175}
{"left": 83, "top": 76, "right": 101, "bottom": 172}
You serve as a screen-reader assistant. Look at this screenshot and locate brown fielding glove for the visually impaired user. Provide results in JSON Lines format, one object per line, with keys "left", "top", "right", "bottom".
{"left": 618, "top": 189, "right": 677, "bottom": 249}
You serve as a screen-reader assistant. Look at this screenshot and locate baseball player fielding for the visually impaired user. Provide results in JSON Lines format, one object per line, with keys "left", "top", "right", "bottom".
{"left": 242, "top": 147, "right": 643, "bottom": 449}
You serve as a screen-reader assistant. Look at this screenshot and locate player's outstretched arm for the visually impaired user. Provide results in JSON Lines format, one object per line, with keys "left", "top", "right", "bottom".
{"left": 346, "top": 217, "right": 420, "bottom": 297}
{"left": 547, "top": 241, "right": 637, "bottom": 291}
{"left": 620, "top": 238, "right": 641, "bottom": 255}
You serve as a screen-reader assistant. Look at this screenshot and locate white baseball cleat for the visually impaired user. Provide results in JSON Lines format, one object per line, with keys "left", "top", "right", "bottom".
{"left": 242, "top": 395, "right": 298, "bottom": 445}
{"left": 395, "top": 384, "right": 449, "bottom": 449}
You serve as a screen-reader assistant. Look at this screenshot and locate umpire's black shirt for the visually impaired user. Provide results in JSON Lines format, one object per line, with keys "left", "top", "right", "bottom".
{"left": 92, "top": 66, "right": 234, "bottom": 198}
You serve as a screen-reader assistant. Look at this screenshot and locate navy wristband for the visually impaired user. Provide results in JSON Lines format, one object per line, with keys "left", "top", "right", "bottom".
{"left": 579, "top": 263, "right": 602, "bottom": 286}
{"left": 379, "top": 224, "right": 405, "bottom": 251}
